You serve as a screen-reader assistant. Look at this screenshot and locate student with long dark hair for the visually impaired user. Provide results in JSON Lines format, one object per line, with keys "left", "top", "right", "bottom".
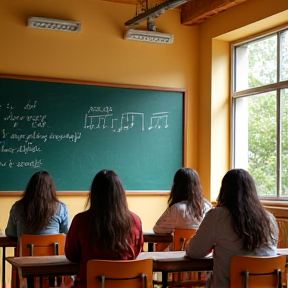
{"left": 153, "top": 167, "right": 212, "bottom": 234}
{"left": 65, "top": 170, "right": 143, "bottom": 288}
{"left": 5, "top": 170, "right": 69, "bottom": 237}
{"left": 186, "top": 169, "right": 278, "bottom": 288}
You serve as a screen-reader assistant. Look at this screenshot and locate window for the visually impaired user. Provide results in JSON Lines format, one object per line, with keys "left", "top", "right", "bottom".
{"left": 232, "top": 25, "right": 288, "bottom": 199}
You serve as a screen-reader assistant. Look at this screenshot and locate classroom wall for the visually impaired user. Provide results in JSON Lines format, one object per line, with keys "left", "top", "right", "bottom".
{"left": 0, "top": 0, "right": 287, "bottom": 233}
{"left": 197, "top": 0, "right": 288, "bottom": 200}
{"left": 0, "top": 0, "right": 198, "bottom": 233}
{"left": 0, "top": 0, "right": 197, "bottom": 284}
{"left": 1, "top": 0, "right": 288, "bottom": 286}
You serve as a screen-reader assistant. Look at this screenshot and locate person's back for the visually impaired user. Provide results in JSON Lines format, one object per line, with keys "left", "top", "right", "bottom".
{"left": 153, "top": 199, "right": 211, "bottom": 234}
{"left": 65, "top": 169, "right": 143, "bottom": 288}
{"left": 5, "top": 170, "right": 69, "bottom": 238}
{"left": 186, "top": 169, "right": 278, "bottom": 288}
{"left": 153, "top": 168, "right": 212, "bottom": 235}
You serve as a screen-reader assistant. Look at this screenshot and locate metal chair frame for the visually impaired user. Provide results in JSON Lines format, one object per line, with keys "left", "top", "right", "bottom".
{"left": 98, "top": 273, "right": 148, "bottom": 288}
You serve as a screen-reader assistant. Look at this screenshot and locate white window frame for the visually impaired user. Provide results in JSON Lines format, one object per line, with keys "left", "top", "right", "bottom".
{"left": 231, "top": 23, "right": 288, "bottom": 200}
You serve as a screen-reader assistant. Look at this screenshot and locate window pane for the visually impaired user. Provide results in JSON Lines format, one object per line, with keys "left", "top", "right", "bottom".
{"left": 234, "top": 92, "right": 277, "bottom": 196}
{"left": 280, "top": 30, "right": 288, "bottom": 81}
{"left": 235, "top": 35, "right": 277, "bottom": 92}
{"left": 281, "top": 88, "right": 288, "bottom": 196}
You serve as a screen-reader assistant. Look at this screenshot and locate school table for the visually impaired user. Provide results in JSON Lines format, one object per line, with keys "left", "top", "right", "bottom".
{"left": 0, "top": 232, "right": 170, "bottom": 287}
{"left": 7, "top": 249, "right": 288, "bottom": 288}
{"left": 143, "top": 231, "right": 173, "bottom": 252}
{"left": 6, "top": 251, "right": 213, "bottom": 288}
{"left": 0, "top": 236, "right": 17, "bottom": 288}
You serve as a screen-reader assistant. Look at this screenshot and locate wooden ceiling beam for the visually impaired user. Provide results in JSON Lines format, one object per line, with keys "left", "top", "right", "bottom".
{"left": 181, "top": 0, "right": 248, "bottom": 26}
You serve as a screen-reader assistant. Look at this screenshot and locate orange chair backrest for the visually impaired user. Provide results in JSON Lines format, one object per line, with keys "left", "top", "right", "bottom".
{"left": 87, "top": 259, "right": 153, "bottom": 288}
{"left": 172, "top": 228, "right": 197, "bottom": 251}
{"left": 19, "top": 234, "right": 66, "bottom": 257}
{"left": 230, "top": 255, "right": 286, "bottom": 288}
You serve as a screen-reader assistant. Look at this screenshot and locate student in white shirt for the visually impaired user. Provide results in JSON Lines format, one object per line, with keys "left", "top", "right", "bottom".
{"left": 153, "top": 167, "right": 212, "bottom": 235}
{"left": 186, "top": 169, "right": 278, "bottom": 288}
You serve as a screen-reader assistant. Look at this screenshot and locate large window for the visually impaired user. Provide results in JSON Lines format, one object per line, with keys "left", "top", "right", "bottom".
{"left": 232, "top": 25, "right": 288, "bottom": 199}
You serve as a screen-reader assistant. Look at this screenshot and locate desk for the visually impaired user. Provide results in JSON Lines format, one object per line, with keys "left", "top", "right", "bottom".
{"left": 143, "top": 231, "right": 173, "bottom": 252}
{"left": 0, "top": 236, "right": 17, "bottom": 288}
{"left": 6, "top": 255, "right": 78, "bottom": 278}
{"left": 138, "top": 251, "right": 213, "bottom": 287}
{"left": 6, "top": 252, "right": 213, "bottom": 288}
{"left": 0, "top": 232, "right": 170, "bottom": 286}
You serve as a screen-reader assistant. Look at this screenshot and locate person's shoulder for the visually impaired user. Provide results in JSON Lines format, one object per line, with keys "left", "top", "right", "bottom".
{"left": 205, "top": 206, "right": 228, "bottom": 217}
{"left": 11, "top": 199, "right": 23, "bottom": 211}
{"left": 265, "top": 210, "right": 277, "bottom": 223}
{"left": 129, "top": 210, "right": 142, "bottom": 223}
{"left": 70, "top": 210, "right": 90, "bottom": 225}
{"left": 74, "top": 210, "right": 89, "bottom": 219}
{"left": 170, "top": 201, "right": 186, "bottom": 209}
{"left": 59, "top": 201, "right": 68, "bottom": 211}
{"left": 203, "top": 198, "right": 213, "bottom": 208}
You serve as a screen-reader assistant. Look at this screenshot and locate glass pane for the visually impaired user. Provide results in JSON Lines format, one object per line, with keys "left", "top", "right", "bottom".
{"left": 281, "top": 88, "right": 288, "bottom": 196}
{"left": 235, "top": 34, "right": 277, "bottom": 92}
{"left": 234, "top": 92, "right": 277, "bottom": 196}
{"left": 280, "top": 30, "right": 288, "bottom": 81}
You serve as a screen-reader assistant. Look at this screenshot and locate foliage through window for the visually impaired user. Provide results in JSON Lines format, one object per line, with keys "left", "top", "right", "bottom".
{"left": 232, "top": 25, "right": 288, "bottom": 199}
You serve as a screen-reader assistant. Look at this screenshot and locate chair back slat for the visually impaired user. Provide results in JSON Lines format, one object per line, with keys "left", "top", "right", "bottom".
{"left": 172, "top": 228, "right": 197, "bottom": 251}
{"left": 87, "top": 259, "right": 153, "bottom": 288}
{"left": 19, "top": 234, "right": 66, "bottom": 257}
{"left": 230, "top": 255, "right": 286, "bottom": 288}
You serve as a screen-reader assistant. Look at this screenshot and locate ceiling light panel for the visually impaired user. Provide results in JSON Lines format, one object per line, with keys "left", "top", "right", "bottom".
{"left": 27, "top": 17, "right": 82, "bottom": 33}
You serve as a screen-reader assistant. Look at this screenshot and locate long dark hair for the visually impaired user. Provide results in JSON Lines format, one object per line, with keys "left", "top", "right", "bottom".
{"left": 168, "top": 168, "right": 204, "bottom": 221}
{"left": 217, "top": 169, "right": 277, "bottom": 251}
{"left": 20, "top": 170, "right": 60, "bottom": 232}
{"left": 85, "top": 170, "right": 133, "bottom": 253}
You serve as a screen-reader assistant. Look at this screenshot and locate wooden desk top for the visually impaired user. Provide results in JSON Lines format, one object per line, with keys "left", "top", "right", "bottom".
{"left": 6, "top": 255, "right": 79, "bottom": 277}
{"left": 138, "top": 251, "right": 213, "bottom": 272}
{"left": 6, "top": 251, "right": 213, "bottom": 277}
{"left": 143, "top": 231, "right": 173, "bottom": 243}
{"left": 0, "top": 236, "right": 17, "bottom": 247}
{"left": 6, "top": 248, "right": 288, "bottom": 278}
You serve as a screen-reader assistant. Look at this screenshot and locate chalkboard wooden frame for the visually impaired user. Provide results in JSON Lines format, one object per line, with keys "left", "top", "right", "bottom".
{"left": 0, "top": 74, "right": 187, "bottom": 196}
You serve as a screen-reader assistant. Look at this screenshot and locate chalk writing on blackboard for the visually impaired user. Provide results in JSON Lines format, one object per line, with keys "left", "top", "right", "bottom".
{"left": 84, "top": 110, "right": 169, "bottom": 132}
{"left": 148, "top": 112, "right": 169, "bottom": 130}
{"left": 1, "top": 99, "right": 171, "bottom": 171}
{"left": 0, "top": 158, "right": 43, "bottom": 168}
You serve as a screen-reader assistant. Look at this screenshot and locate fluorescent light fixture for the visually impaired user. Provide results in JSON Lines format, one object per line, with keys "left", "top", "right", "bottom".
{"left": 124, "top": 29, "right": 173, "bottom": 44}
{"left": 27, "top": 17, "right": 82, "bottom": 32}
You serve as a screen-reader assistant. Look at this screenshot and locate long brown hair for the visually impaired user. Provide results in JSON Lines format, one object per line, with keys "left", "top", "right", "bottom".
{"left": 20, "top": 170, "right": 60, "bottom": 232}
{"left": 85, "top": 170, "right": 133, "bottom": 253}
{"left": 168, "top": 168, "right": 204, "bottom": 221}
{"left": 217, "top": 169, "right": 277, "bottom": 251}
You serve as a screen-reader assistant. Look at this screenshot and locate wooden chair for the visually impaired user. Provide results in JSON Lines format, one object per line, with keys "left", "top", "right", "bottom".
{"left": 172, "top": 228, "right": 197, "bottom": 251}
{"left": 19, "top": 233, "right": 66, "bottom": 257}
{"left": 168, "top": 228, "right": 207, "bottom": 287}
{"left": 87, "top": 258, "right": 153, "bottom": 288}
{"left": 230, "top": 255, "right": 286, "bottom": 288}
{"left": 18, "top": 234, "right": 67, "bottom": 288}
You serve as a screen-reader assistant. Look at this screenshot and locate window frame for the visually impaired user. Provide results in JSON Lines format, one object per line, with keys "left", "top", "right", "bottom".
{"left": 231, "top": 23, "right": 288, "bottom": 200}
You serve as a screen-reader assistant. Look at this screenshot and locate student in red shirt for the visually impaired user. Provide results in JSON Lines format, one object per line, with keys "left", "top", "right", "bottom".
{"left": 65, "top": 169, "right": 144, "bottom": 288}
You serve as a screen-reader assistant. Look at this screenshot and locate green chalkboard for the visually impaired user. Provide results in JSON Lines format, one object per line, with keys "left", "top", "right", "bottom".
{"left": 0, "top": 75, "right": 185, "bottom": 192}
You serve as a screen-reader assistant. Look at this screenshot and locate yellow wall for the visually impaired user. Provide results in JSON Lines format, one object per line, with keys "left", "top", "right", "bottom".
{"left": 0, "top": 0, "right": 198, "bottom": 283}
{"left": 0, "top": 0, "right": 200, "bottom": 236}
{"left": 1, "top": 0, "right": 288, "bottom": 285}
{"left": 0, "top": 0, "right": 288, "bottom": 234}
{"left": 1, "top": 0, "right": 288, "bottom": 232}
{"left": 198, "top": 0, "right": 288, "bottom": 200}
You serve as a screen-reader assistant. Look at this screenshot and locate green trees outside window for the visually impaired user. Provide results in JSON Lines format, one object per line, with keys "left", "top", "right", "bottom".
{"left": 233, "top": 28, "right": 288, "bottom": 198}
